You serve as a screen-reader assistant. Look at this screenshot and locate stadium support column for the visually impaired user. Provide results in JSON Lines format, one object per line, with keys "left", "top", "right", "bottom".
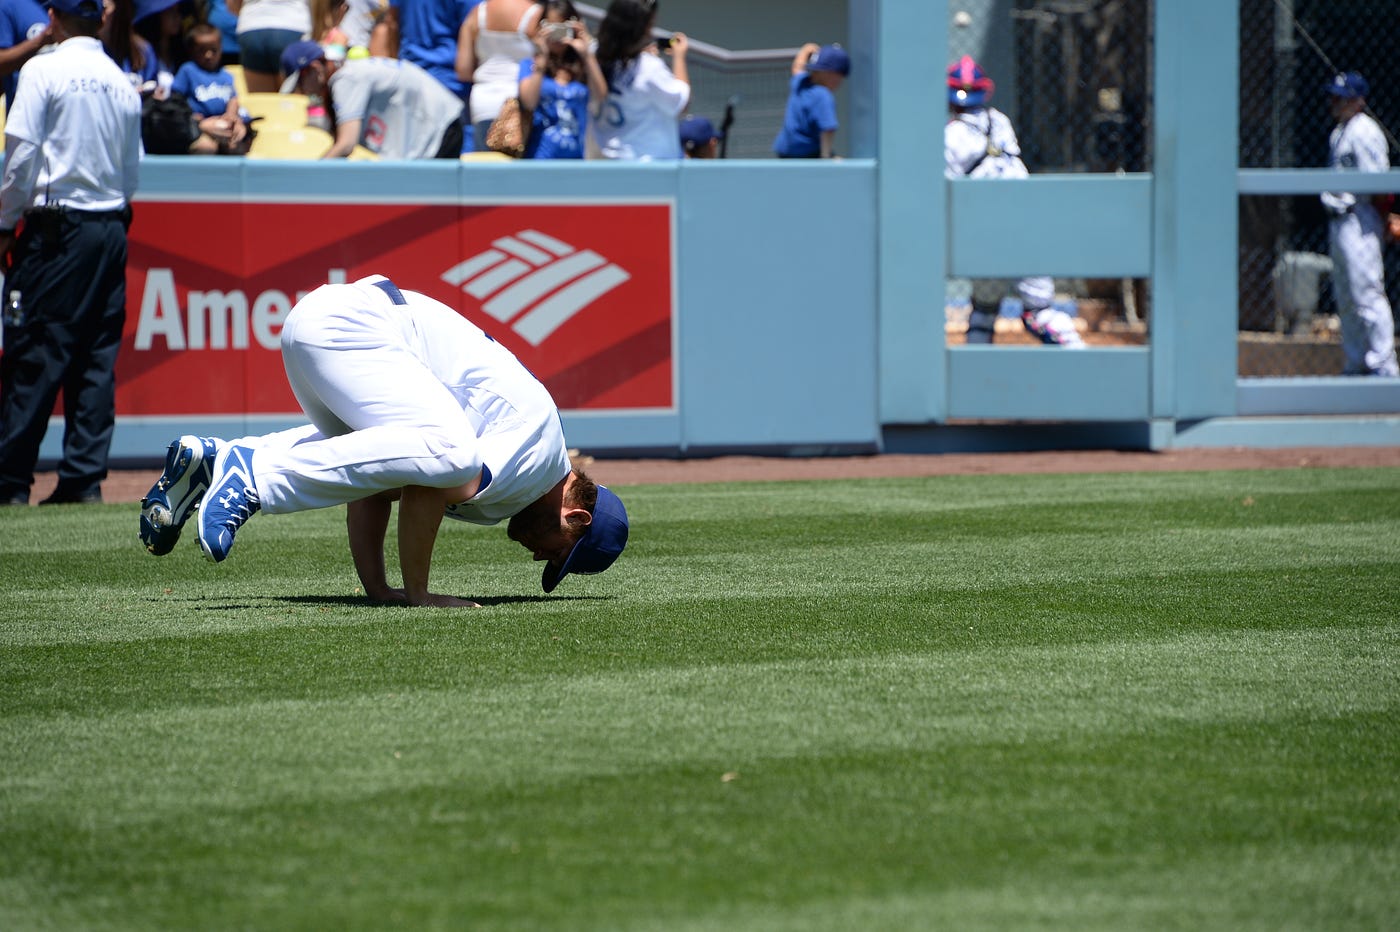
{"left": 856, "top": 0, "right": 948, "bottom": 426}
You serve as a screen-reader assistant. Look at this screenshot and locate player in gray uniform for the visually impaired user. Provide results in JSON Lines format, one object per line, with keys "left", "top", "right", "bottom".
{"left": 1321, "top": 71, "right": 1399, "bottom": 377}
{"left": 138, "top": 275, "right": 629, "bottom": 608}
{"left": 280, "top": 39, "right": 465, "bottom": 160}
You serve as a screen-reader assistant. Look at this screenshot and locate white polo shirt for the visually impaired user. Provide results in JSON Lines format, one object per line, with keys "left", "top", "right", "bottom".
{"left": 0, "top": 36, "right": 141, "bottom": 228}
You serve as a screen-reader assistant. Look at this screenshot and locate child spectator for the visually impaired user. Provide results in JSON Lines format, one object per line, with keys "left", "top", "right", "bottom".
{"left": 679, "top": 113, "right": 720, "bottom": 158}
{"left": 173, "top": 23, "right": 251, "bottom": 154}
{"left": 517, "top": 0, "right": 604, "bottom": 159}
{"left": 773, "top": 43, "right": 848, "bottom": 159}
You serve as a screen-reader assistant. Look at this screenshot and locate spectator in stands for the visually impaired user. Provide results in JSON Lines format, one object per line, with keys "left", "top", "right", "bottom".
{"left": 174, "top": 22, "right": 251, "bottom": 153}
{"left": 516, "top": 0, "right": 601, "bottom": 159}
{"left": 102, "top": 0, "right": 160, "bottom": 90}
{"left": 945, "top": 55, "right": 1083, "bottom": 347}
{"left": 230, "top": 0, "right": 310, "bottom": 92}
{"left": 773, "top": 42, "right": 847, "bottom": 159}
{"left": 133, "top": 0, "right": 186, "bottom": 71}
{"left": 593, "top": 0, "right": 687, "bottom": 161}
{"left": 679, "top": 113, "right": 719, "bottom": 158}
{"left": 0, "top": 0, "right": 52, "bottom": 112}
{"left": 280, "top": 37, "right": 465, "bottom": 158}
{"left": 336, "top": 0, "right": 383, "bottom": 55}
{"left": 371, "top": 0, "right": 476, "bottom": 150}
{"left": 456, "top": 0, "right": 538, "bottom": 150}
{"left": 203, "top": 0, "right": 241, "bottom": 64}
{"left": 1321, "top": 71, "right": 1400, "bottom": 377}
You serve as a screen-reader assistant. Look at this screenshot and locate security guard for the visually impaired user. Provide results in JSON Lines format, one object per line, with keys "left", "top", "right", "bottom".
{"left": 0, "top": 0, "right": 142, "bottom": 505}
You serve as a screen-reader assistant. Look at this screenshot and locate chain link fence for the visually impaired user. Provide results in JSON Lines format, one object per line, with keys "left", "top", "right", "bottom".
{"left": 1239, "top": 0, "right": 1400, "bottom": 377}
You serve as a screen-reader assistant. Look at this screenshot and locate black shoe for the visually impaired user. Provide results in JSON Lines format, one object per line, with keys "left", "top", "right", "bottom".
{"left": 0, "top": 490, "right": 29, "bottom": 506}
{"left": 39, "top": 488, "right": 103, "bottom": 505}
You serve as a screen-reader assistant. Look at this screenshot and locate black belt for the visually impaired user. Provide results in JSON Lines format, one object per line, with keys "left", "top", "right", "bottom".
{"left": 372, "top": 279, "right": 408, "bottom": 304}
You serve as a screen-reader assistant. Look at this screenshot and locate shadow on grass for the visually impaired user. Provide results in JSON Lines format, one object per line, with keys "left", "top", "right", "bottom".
{"left": 157, "top": 594, "right": 610, "bottom": 609}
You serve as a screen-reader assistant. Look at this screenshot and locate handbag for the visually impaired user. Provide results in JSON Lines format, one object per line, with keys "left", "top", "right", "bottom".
{"left": 485, "top": 97, "right": 529, "bottom": 158}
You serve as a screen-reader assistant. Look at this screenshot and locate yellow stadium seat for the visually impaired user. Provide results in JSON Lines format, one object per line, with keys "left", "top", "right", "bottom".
{"left": 225, "top": 63, "right": 249, "bottom": 100}
{"left": 247, "top": 125, "right": 334, "bottom": 160}
{"left": 461, "top": 151, "right": 512, "bottom": 162}
{"left": 348, "top": 145, "right": 380, "bottom": 161}
{"left": 241, "top": 93, "right": 310, "bottom": 130}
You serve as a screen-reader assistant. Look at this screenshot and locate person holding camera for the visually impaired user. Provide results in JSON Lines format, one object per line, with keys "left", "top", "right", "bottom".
{"left": 592, "top": 0, "right": 688, "bottom": 161}
{"left": 517, "top": 0, "right": 606, "bottom": 159}
{"left": 0, "top": 0, "right": 142, "bottom": 507}
{"left": 773, "top": 42, "right": 848, "bottom": 159}
{"left": 455, "top": 0, "right": 541, "bottom": 151}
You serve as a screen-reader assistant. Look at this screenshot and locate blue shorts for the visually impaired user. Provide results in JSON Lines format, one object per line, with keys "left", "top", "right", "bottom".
{"left": 237, "top": 28, "right": 302, "bottom": 74}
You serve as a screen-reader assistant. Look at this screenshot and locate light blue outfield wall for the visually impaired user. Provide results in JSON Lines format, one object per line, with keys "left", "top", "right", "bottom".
{"left": 44, "top": 0, "right": 1400, "bottom": 465}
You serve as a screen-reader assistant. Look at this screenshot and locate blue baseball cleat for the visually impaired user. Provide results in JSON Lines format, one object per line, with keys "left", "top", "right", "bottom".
{"left": 197, "top": 442, "right": 261, "bottom": 563}
{"left": 139, "top": 435, "right": 220, "bottom": 556}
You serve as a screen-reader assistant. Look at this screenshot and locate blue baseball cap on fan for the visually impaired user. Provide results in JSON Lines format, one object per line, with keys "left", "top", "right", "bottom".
{"left": 281, "top": 40, "right": 328, "bottom": 75}
{"left": 679, "top": 115, "right": 722, "bottom": 150}
{"left": 132, "top": 0, "right": 180, "bottom": 23}
{"left": 808, "top": 44, "right": 851, "bottom": 76}
{"left": 541, "top": 485, "right": 629, "bottom": 593}
{"left": 1325, "top": 71, "right": 1369, "bottom": 99}
{"left": 46, "top": 0, "right": 104, "bottom": 19}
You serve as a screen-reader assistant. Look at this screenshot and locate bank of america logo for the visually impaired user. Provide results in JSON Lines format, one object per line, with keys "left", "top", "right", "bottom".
{"left": 441, "top": 230, "right": 632, "bottom": 345}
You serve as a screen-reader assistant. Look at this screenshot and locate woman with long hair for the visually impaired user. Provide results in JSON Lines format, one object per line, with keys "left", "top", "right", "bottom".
{"left": 592, "top": 0, "right": 687, "bottom": 160}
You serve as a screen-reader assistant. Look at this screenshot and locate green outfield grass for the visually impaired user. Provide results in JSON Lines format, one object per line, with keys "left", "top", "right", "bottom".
{"left": 2, "top": 467, "right": 1398, "bottom": 930}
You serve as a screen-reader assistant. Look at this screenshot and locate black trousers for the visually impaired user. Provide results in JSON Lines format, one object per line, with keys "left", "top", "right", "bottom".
{"left": 0, "top": 209, "right": 128, "bottom": 500}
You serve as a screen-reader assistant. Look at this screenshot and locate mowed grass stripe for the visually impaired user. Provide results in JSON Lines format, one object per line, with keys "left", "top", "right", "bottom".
{"left": 4, "top": 623, "right": 1394, "bottom": 820}
{"left": 2, "top": 560, "right": 1396, "bottom": 719}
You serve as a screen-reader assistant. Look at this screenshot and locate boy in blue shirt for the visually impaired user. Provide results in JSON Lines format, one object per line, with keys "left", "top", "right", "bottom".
{"left": 172, "top": 23, "right": 250, "bottom": 154}
{"left": 773, "top": 43, "right": 849, "bottom": 159}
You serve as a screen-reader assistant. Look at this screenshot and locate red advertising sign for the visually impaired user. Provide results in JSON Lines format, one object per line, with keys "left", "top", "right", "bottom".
{"left": 121, "top": 201, "right": 675, "bottom": 416}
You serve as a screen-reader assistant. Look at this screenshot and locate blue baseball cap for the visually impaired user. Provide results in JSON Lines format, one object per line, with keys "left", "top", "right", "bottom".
{"left": 679, "top": 115, "right": 722, "bottom": 150}
{"left": 541, "top": 484, "right": 629, "bottom": 593}
{"left": 808, "top": 44, "right": 851, "bottom": 76}
{"left": 132, "top": 0, "right": 180, "bottom": 23}
{"left": 281, "top": 40, "right": 327, "bottom": 76}
{"left": 46, "top": 0, "right": 104, "bottom": 19}
{"left": 1325, "top": 71, "right": 1369, "bottom": 99}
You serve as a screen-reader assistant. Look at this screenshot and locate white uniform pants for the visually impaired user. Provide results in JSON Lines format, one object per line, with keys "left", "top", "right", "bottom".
{"left": 242, "top": 284, "right": 482, "bottom": 514}
{"left": 1329, "top": 209, "right": 1400, "bottom": 376}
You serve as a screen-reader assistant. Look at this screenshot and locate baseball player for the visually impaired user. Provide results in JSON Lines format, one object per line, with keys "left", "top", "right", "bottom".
{"left": 1321, "top": 71, "right": 1399, "bottom": 377}
{"left": 945, "top": 56, "right": 1084, "bottom": 347}
{"left": 138, "top": 274, "right": 629, "bottom": 607}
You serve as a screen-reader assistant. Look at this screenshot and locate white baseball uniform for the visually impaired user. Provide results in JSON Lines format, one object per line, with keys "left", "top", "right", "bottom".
{"left": 239, "top": 275, "right": 571, "bottom": 522}
{"left": 945, "top": 107, "right": 1083, "bottom": 347}
{"left": 1322, "top": 111, "right": 1399, "bottom": 376}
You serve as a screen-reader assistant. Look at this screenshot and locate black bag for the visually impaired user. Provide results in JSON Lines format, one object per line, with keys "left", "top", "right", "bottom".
{"left": 141, "top": 91, "right": 200, "bottom": 155}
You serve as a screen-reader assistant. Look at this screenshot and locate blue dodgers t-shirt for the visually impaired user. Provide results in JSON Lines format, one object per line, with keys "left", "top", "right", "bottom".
{"left": 391, "top": 0, "right": 480, "bottom": 94}
{"left": 0, "top": 0, "right": 47, "bottom": 109}
{"left": 772, "top": 72, "right": 839, "bottom": 158}
{"left": 519, "top": 58, "right": 590, "bottom": 160}
{"left": 172, "top": 62, "right": 237, "bottom": 118}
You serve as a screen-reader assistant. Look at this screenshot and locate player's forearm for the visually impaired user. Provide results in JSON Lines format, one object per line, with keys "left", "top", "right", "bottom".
{"left": 347, "top": 494, "right": 396, "bottom": 599}
{"left": 397, "top": 485, "right": 450, "bottom": 604}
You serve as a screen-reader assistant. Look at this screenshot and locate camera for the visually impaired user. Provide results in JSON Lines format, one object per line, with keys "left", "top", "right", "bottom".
{"left": 656, "top": 36, "right": 673, "bottom": 50}
{"left": 540, "top": 22, "right": 573, "bottom": 42}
